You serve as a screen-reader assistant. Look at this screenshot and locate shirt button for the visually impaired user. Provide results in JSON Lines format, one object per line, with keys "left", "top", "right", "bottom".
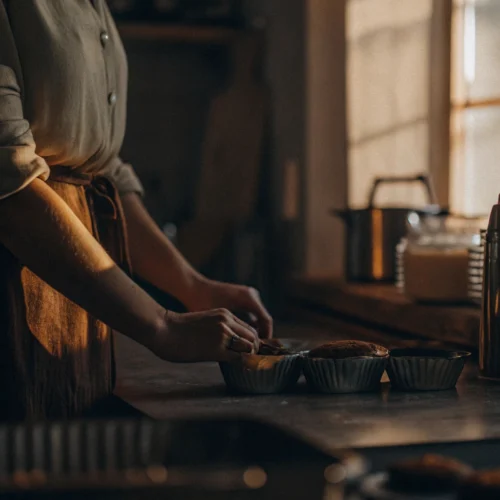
{"left": 100, "top": 31, "right": 110, "bottom": 48}
{"left": 108, "top": 92, "right": 117, "bottom": 106}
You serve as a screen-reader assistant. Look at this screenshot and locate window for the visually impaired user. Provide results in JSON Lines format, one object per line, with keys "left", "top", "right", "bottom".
{"left": 451, "top": 0, "right": 500, "bottom": 216}
{"left": 347, "top": 0, "right": 500, "bottom": 217}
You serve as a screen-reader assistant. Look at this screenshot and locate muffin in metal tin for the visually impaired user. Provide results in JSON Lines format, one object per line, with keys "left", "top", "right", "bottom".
{"left": 303, "top": 340, "right": 389, "bottom": 394}
{"left": 459, "top": 469, "right": 500, "bottom": 500}
{"left": 219, "top": 340, "right": 302, "bottom": 394}
{"left": 358, "top": 454, "right": 472, "bottom": 500}
{"left": 387, "top": 348, "right": 471, "bottom": 391}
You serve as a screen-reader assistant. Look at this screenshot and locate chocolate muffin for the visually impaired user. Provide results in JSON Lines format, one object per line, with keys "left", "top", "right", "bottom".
{"left": 258, "top": 339, "right": 293, "bottom": 356}
{"left": 303, "top": 340, "right": 389, "bottom": 394}
{"left": 308, "top": 340, "right": 388, "bottom": 360}
{"left": 459, "top": 469, "right": 500, "bottom": 500}
{"left": 388, "top": 454, "right": 473, "bottom": 493}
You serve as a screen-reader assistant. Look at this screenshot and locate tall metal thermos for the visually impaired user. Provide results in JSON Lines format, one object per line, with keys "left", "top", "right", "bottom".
{"left": 480, "top": 195, "right": 500, "bottom": 380}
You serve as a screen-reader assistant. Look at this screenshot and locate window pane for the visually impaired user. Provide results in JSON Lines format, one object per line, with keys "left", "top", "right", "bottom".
{"left": 451, "top": 106, "right": 500, "bottom": 216}
{"left": 347, "top": 0, "right": 432, "bottom": 208}
{"left": 467, "top": 0, "right": 500, "bottom": 101}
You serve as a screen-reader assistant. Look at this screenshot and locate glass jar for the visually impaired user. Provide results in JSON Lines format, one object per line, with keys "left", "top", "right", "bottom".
{"left": 401, "top": 213, "right": 486, "bottom": 303}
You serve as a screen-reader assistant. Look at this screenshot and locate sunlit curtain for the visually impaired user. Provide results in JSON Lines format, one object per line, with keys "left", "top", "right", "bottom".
{"left": 450, "top": 0, "right": 500, "bottom": 216}
{"left": 347, "top": 0, "right": 434, "bottom": 209}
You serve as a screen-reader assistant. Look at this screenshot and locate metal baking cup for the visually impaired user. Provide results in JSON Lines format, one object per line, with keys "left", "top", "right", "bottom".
{"left": 387, "top": 349, "right": 471, "bottom": 391}
{"left": 219, "top": 354, "right": 302, "bottom": 394}
{"left": 302, "top": 355, "right": 388, "bottom": 394}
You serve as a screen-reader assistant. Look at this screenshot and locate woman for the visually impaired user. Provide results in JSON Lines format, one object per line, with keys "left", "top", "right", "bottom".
{"left": 0, "top": 0, "right": 272, "bottom": 420}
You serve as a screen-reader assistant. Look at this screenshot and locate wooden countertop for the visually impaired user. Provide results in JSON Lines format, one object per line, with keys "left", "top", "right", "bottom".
{"left": 114, "top": 328, "right": 500, "bottom": 455}
{"left": 289, "top": 279, "right": 480, "bottom": 348}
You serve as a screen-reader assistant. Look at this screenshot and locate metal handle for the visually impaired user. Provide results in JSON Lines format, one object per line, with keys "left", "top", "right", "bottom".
{"left": 367, "top": 174, "right": 437, "bottom": 208}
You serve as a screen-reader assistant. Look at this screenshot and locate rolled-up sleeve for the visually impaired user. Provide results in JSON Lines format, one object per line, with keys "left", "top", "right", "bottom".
{"left": 102, "top": 156, "right": 144, "bottom": 197}
{"left": 0, "top": 4, "right": 50, "bottom": 200}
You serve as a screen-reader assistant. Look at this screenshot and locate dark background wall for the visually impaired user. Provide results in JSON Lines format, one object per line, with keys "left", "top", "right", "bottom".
{"left": 120, "top": 1, "right": 307, "bottom": 278}
{"left": 121, "top": 42, "right": 228, "bottom": 226}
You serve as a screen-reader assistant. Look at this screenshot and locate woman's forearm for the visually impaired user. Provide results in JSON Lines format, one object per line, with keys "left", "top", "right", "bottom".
{"left": 0, "top": 179, "right": 165, "bottom": 349}
{"left": 121, "top": 194, "right": 273, "bottom": 339}
{"left": 121, "top": 193, "right": 204, "bottom": 309}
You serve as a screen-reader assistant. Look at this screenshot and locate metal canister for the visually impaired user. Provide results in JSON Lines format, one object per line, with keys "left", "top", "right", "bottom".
{"left": 331, "top": 174, "right": 440, "bottom": 283}
{"left": 480, "top": 196, "right": 500, "bottom": 380}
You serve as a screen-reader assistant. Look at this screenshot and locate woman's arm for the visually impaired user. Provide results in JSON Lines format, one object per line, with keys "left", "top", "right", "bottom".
{"left": 0, "top": 179, "right": 257, "bottom": 361}
{"left": 121, "top": 193, "right": 204, "bottom": 309}
{"left": 122, "top": 193, "right": 273, "bottom": 338}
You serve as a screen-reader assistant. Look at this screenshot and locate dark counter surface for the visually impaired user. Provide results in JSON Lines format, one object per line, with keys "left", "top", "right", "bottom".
{"left": 114, "top": 323, "right": 499, "bottom": 455}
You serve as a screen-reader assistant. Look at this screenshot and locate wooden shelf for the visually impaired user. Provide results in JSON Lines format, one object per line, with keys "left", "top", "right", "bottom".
{"left": 117, "top": 23, "right": 244, "bottom": 44}
{"left": 290, "top": 278, "right": 480, "bottom": 348}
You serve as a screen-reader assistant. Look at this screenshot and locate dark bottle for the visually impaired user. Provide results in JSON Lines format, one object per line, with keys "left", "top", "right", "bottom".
{"left": 480, "top": 194, "right": 500, "bottom": 380}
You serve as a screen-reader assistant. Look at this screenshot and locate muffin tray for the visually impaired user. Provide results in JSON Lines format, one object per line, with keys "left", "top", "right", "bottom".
{"left": 0, "top": 417, "right": 347, "bottom": 499}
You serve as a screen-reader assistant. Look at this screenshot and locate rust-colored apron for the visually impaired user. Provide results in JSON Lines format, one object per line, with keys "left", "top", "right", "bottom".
{"left": 0, "top": 170, "right": 131, "bottom": 420}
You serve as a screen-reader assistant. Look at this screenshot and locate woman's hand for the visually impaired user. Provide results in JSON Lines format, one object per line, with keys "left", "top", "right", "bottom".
{"left": 185, "top": 279, "right": 273, "bottom": 339}
{"left": 151, "top": 308, "right": 260, "bottom": 363}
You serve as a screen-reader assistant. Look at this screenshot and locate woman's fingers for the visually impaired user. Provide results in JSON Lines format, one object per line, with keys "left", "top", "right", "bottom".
{"left": 234, "top": 311, "right": 258, "bottom": 327}
{"left": 230, "top": 314, "right": 259, "bottom": 351}
{"left": 212, "top": 308, "right": 258, "bottom": 350}
{"left": 241, "top": 288, "right": 273, "bottom": 339}
{"left": 156, "top": 309, "right": 264, "bottom": 363}
{"left": 221, "top": 325, "right": 253, "bottom": 354}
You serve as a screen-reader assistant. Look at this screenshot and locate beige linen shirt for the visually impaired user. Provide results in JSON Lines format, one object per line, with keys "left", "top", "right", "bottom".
{"left": 0, "top": 0, "right": 143, "bottom": 199}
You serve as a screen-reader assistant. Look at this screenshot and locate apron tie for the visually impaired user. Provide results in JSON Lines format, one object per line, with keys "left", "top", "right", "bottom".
{"left": 49, "top": 167, "right": 131, "bottom": 273}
